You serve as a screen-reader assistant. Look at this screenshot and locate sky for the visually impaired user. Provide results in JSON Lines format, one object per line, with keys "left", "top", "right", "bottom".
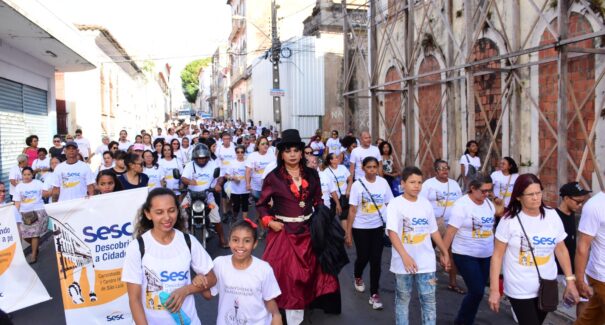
{"left": 40, "top": 0, "right": 232, "bottom": 105}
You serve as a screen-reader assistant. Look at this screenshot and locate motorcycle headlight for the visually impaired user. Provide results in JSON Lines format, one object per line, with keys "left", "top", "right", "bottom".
{"left": 192, "top": 200, "right": 205, "bottom": 213}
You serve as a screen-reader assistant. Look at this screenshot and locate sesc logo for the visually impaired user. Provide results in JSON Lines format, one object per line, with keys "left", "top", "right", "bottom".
{"left": 83, "top": 222, "right": 133, "bottom": 243}
{"left": 160, "top": 270, "right": 190, "bottom": 282}
{"left": 411, "top": 218, "right": 429, "bottom": 226}
{"left": 106, "top": 311, "right": 129, "bottom": 322}
{"left": 532, "top": 236, "right": 556, "bottom": 246}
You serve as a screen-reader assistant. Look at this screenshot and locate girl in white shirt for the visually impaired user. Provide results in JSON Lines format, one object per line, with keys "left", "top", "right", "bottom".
{"left": 226, "top": 146, "right": 250, "bottom": 220}
{"left": 443, "top": 174, "right": 496, "bottom": 325}
{"left": 159, "top": 144, "right": 183, "bottom": 196}
{"left": 14, "top": 167, "right": 47, "bottom": 264}
{"left": 324, "top": 153, "right": 352, "bottom": 228}
{"left": 196, "top": 219, "right": 282, "bottom": 325}
{"left": 346, "top": 157, "right": 394, "bottom": 310}
{"left": 459, "top": 141, "right": 481, "bottom": 191}
{"left": 143, "top": 150, "right": 166, "bottom": 191}
{"left": 31, "top": 148, "right": 50, "bottom": 181}
{"left": 171, "top": 139, "right": 185, "bottom": 167}
{"left": 488, "top": 174, "right": 579, "bottom": 324}
{"left": 490, "top": 157, "right": 519, "bottom": 208}
{"left": 122, "top": 188, "right": 216, "bottom": 325}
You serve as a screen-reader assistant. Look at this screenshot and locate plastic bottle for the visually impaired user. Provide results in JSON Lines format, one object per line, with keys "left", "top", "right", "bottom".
{"left": 159, "top": 291, "right": 192, "bottom": 325}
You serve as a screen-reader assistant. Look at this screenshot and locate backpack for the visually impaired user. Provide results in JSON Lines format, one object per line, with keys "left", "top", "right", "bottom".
{"left": 465, "top": 154, "right": 478, "bottom": 176}
{"left": 137, "top": 233, "right": 192, "bottom": 259}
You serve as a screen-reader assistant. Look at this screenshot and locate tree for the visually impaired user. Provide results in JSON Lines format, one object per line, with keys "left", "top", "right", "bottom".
{"left": 181, "top": 58, "right": 211, "bottom": 104}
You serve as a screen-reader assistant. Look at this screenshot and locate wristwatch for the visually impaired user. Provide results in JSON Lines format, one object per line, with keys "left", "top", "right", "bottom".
{"left": 565, "top": 275, "right": 577, "bottom": 281}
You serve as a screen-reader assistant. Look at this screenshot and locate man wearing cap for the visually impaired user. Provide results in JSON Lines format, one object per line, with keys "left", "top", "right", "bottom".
{"left": 75, "top": 129, "right": 92, "bottom": 163}
{"left": 575, "top": 182, "right": 605, "bottom": 324}
{"left": 52, "top": 141, "right": 95, "bottom": 202}
{"left": 555, "top": 182, "right": 590, "bottom": 318}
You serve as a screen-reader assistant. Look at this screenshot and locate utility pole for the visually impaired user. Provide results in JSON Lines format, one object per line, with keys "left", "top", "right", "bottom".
{"left": 271, "top": 0, "right": 282, "bottom": 131}
{"left": 369, "top": 0, "right": 379, "bottom": 139}
{"left": 342, "top": 0, "right": 349, "bottom": 133}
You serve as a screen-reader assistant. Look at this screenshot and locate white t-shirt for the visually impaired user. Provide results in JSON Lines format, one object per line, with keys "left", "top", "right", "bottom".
{"left": 14, "top": 180, "right": 45, "bottom": 212}
{"left": 182, "top": 160, "right": 218, "bottom": 192}
{"left": 181, "top": 146, "right": 193, "bottom": 166}
{"left": 326, "top": 138, "right": 342, "bottom": 155}
{"left": 158, "top": 158, "right": 183, "bottom": 193}
{"left": 216, "top": 144, "right": 236, "bottom": 173}
{"left": 173, "top": 149, "right": 185, "bottom": 167}
{"left": 144, "top": 166, "right": 166, "bottom": 190}
{"left": 386, "top": 195, "right": 438, "bottom": 274}
{"left": 448, "top": 195, "right": 495, "bottom": 258}
{"left": 350, "top": 145, "right": 382, "bottom": 179}
{"left": 490, "top": 171, "right": 518, "bottom": 207}
{"left": 325, "top": 165, "right": 350, "bottom": 198}
{"left": 459, "top": 154, "right": 481, "bottom": 176}
{"left": 319, "top": 170, "right": 337, "bottom": 208}
{"left": 226, "top": 160, "right": 249, "bottom": 195}
{"left": 8, "top": 165, "right": 22, "bottom": 197}
{"left": 121, "top": 230, "right": 213, "bottom": 325}
{"left": 43, "top": 172, "right": 56, "bottom": 204}
{"left": 95, "top": 144, "right": 108, "bottom": 156}
{"left": 348, "top": 176, "right": 393, "bottom": 229}
{"left": 495, "top": 209, "right": 566, "bottom": 299}
{"left": 75, "top": 137, "right": 91, "bottom": 158}
{"left": 310, "top": 141, "right": 325, "bottom": 156}
{"left": 211, "top": 256, "right": 281, "bottom": 325}
{"left": 419, "top": 177, "right": 462, "bottom": 223}
{"left": 52, "top": 161, "right": 94, "bottom": 201}
{"left": 118, "top": 140, "right": 132, "bottom": 151}
{"left": 246, "top": 144, "right": 255, "bottom": 155}
{"left": 578, "top": 191, "right": 605, "bottom": 282}
{"left": 245, "top": 152, "right": 276, "bottom": 191}
{"left": 32, "top": 158, "right": 50, "bottom": 177}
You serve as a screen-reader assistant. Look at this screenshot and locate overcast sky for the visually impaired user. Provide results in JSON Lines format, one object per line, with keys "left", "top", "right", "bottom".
{"left": 41, "top": 0, "right": 232, "bottom": 104}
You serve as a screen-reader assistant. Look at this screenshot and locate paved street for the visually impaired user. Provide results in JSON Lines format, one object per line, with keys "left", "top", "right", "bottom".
{"left": 10, "top": 224, "right": 574, "bottom": 325}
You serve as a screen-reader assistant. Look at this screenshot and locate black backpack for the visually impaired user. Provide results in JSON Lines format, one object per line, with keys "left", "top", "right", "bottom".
{"left": 137, "top": 233, "right": 192, "bottom": 259}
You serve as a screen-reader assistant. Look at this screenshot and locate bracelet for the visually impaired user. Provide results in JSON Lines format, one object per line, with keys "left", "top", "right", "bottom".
{"left": 261, "top": 216, "right": 274, "bottom": 228}
{"left": 565, "top": 275, "right": 577, "bottom": 281}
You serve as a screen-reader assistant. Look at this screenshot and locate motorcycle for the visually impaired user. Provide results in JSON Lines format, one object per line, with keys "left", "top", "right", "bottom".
{"left": 186, "top": 189, "right": 214, "bottom": 248}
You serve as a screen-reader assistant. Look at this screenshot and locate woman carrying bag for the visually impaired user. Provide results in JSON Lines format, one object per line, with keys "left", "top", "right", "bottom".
{"left": 324, "top": 153, "right": 352, "bottom": 229}
{"left": 488, "top": 173, "right": 579, "bottom": 324}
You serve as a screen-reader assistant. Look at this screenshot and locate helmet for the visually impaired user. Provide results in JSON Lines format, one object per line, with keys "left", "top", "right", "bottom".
{"left": 191, "top": 143, "right": 211, "bottom": 159}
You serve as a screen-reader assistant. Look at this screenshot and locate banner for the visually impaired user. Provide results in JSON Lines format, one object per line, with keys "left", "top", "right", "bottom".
{"left": 45, "top": 188, "right": 148, "bottom": 324}
{"left": 0, "top": 204, "right": 51, "bottom": 313}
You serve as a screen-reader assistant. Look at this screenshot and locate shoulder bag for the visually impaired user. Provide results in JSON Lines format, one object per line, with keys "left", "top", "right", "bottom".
{"left": 516, "top": 215, "right": 559, "bottom": 312}
{"left": 21, "top": 211, "right": 39, "bottom": 225}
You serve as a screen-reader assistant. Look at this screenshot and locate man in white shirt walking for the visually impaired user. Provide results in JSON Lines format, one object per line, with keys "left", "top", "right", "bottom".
{"left": 349, "top": 131, "right": 383, "bottom": 180}
{"left": 52, "top": 141, "right": 95, "bottom": 202}
{"left": 575, "top": 184, "right": 605, "bottom": 324}
{"left": 74, "top": 129, "right": 92, "bottom": 163}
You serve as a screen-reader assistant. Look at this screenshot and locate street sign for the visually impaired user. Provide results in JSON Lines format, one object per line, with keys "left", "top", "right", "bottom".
{"left": 270, "top": 88, "right": 285, "bottom": 97}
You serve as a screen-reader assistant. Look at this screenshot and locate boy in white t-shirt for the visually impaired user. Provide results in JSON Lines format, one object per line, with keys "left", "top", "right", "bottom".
{"left": 387, "top": 166, "right": 450, "bottom": 325}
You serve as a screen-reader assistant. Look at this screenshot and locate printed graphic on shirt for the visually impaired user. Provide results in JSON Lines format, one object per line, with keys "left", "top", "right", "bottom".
{"left": 254, "top": 161, "right": 270, "bottom": 175}
{"left": 471, "top": 215, "right": 495, "bottom": 239}
{"left": 435, "top": 191, "right": 457, "bottom": 207}
{"left": 518, "top": 234, "right": 553, "bottom": 266}
{"left": 62, "top": 172, "right": 82, "bottom": 188}
{"left": 20, "top": 190, "right": 40, "bottom": 204}
{"left": 144, "top": 266, "right": 164, "bottom": 310}
{"left": 224, "top": 297, "right": 248, "bottom": 325}
{"left": 192, "top": 170, "right": 212, "bottom": 186}
{"left": 401, "top": 217, "right": 429, "bottom": 244}
{"left": 361, "top": 193, "right": 384, "bottom": 214}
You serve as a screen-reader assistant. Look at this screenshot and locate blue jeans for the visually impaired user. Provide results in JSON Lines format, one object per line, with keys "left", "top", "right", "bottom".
{"left": 452, "top": 254, "right": 491, "bottom": 325}
{"left": 395, "top": 272, "right": 437, "bottom": 325}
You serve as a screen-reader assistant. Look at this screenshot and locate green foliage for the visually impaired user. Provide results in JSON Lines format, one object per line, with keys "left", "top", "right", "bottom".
{"left": 181, "top": 58, "right": 212, "bottom": 104}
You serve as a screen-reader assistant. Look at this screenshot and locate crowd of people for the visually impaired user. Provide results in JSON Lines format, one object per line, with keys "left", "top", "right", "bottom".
{"left": 2, "top": 120, "right": 605, "bottom": 325}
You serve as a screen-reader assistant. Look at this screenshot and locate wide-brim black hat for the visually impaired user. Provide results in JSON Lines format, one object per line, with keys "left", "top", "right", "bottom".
{"left": 277, "top": 129, "right": 305, "bottom": 151}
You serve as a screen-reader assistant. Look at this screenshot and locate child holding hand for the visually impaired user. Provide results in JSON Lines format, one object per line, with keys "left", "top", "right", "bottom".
{"left": 193, "top": 219, "right": 282, "bottom": 325}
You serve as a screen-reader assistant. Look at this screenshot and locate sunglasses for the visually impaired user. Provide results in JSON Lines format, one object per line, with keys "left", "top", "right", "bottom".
{"left": 304, "top": 151, "right": 313, "bottom": 154}
{"left": 111, "top": 147, "right": 118, "bottom": 150}
{"left": 259, "top": 142, "right": 268, "bottom": 145}
{"left": 436, "top": 167, "right": 450, "bottom": 171}
{"left": 53, "top": 140, "right": 60, "bottom": 142}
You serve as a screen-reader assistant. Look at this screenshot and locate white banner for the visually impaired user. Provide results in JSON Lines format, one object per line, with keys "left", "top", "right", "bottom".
{"left": 0, "top": 204, "right": 51, "bottom": 313}
{"left": 45, "top": 188, "right": 148, "bottom": 324}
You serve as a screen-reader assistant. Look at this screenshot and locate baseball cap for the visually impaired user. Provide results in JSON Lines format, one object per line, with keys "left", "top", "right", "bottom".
{"left": 132, "top": 143, "right": 145, "bottom": 151}
{"left": 559, "top": 182, "right": 591, "bottom": 197}
{"left": 65, "top": 141, "right": 78, "bottom": 149}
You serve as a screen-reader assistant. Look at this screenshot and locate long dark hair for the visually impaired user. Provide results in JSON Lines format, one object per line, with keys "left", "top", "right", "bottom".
{"left": 142, "top": 150, "right": 158, "bottom": 169}
{"left": 463, "top": 140, "right": 479, "bottom": 155}
{"left": 503, "top": 173, "right": 549, "bottom": 219}
{"left": 378, "top": 141, "right": 393, "bottom": 156}
{"left": 503, "top": 156, "right": 519, "bottom": 174}
{"left": 276, "top": 144, "right": 314, "bottom": 181}
{"left": 95, "top": 169, "right": 123, "bottom": 192}
{"left": 134, "top": 188, "right": 185, "bottom": 238}
{"left": 161, "top": 144, "right": 175, "bottom": 159}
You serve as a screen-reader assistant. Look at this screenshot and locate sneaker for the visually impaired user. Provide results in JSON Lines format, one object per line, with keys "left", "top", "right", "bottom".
{"left": 354, "top": 278, "right": 365, "bottom": 292}
{"left": 369, "top": 294, "right": 383, "bottom": 310}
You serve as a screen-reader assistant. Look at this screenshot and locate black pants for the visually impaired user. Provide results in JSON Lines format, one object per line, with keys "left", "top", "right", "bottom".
{"left": 352, "top": 227, "right": 383, "bottom": 295}
{"left": 509, "top": 297, "right": 548, "bottom": 325}
{"left": 231, "top": 193, "right": 249, "bottom": 216}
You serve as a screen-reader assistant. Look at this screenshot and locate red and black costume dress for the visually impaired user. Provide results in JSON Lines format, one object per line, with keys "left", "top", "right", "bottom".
{"left": 257, "top": 165, "right": 340, "bottom": 311}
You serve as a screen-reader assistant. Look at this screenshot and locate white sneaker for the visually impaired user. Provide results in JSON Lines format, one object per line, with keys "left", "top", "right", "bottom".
{"left": 369, "top": 294, "right": 383, "bottom": 310}
{"left": 354, "top": 278, "right": 365, "bottom": 292}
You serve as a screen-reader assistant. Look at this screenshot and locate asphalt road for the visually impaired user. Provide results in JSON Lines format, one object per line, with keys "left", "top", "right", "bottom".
{"left": 9, "top": 219, "right": 573, "bottom": 325}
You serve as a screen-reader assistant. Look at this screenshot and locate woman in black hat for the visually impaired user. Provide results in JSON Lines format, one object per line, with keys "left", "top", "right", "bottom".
{"left": 257, "top": 129, "right": 340, "bottom": 325}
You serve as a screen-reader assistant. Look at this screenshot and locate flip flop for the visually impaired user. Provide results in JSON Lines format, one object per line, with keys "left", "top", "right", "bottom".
{"left": 447, "top": 285, "right": 466, "bottom": 294}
